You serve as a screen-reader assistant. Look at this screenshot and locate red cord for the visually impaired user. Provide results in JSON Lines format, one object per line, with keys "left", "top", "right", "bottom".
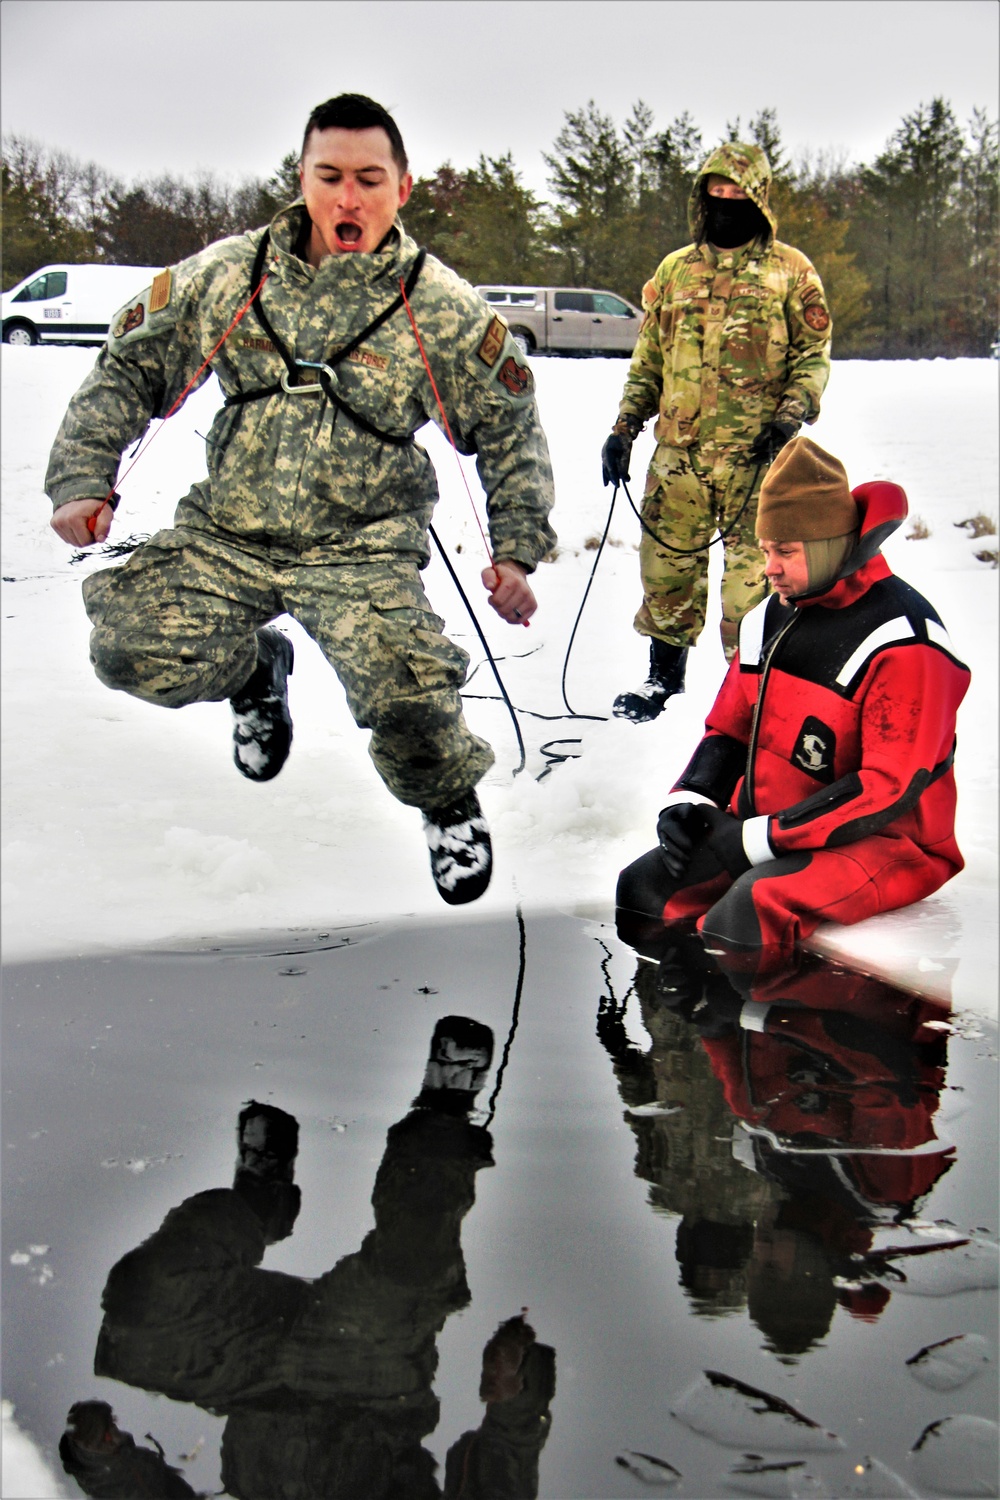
{"left": 86, "top": 272, "right": 269, "bottom": 534}
{"left": 399, "top": 277, "right": 494, "bottom": 565}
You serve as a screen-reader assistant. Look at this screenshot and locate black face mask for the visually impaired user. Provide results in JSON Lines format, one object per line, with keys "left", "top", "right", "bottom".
{"left": 705, "top": 195, "right": 765, "bottom": 248}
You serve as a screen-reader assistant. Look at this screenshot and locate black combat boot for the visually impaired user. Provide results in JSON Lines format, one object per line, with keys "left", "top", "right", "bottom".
{"left": 421, "top": 789, "right": 493, "bottom": 905}
{"left": 230, "top": 626, "right": 294, "bottom": 781}
{"left": 413, "top": 1015, "right": 495, "bottom": 1114}
{"left": 613, "top": 638, "right": 688, "bottom": 722}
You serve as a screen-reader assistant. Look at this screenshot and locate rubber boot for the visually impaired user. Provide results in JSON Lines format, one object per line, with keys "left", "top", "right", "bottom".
{"left": 230, "top": 626, "right": 294, "bottom": 782}
{"left": 613, "top": 639, "right": 688, "bottom": 722}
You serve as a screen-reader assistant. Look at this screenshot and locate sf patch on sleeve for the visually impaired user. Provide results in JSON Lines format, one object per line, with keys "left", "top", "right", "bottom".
{"left": 477, "top": 314, "right": 507, "bottom": 369}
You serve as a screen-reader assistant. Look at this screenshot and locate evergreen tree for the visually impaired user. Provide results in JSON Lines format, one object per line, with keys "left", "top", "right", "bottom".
{"left": 958, "top": 108, "right": 999, "bottom": 355}
{"left": 852, "top": 98, "right": 966, "bottom": 355}
{"left": 2, "top": 135, "right": 97, "bottom": 286}
{"left": 543, "top": 101, "right": 635, "bottom": 286}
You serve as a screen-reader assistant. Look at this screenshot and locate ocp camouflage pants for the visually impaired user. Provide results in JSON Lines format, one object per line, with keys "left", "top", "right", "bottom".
{"left": 82, "top": 524, "right": 494, "bottom": 808}
{"left": 634, "top": 443, "right": 767, "bottom": 659}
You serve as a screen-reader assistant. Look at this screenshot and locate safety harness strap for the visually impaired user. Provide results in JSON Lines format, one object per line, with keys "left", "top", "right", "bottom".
{"left": 222, "top": 232, "right": 427, "bottom": 449}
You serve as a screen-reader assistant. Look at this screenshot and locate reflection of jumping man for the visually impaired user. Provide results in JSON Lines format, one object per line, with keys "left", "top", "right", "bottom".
{"left": 64, "top": 1018, "right": 555, "bottom": 1500}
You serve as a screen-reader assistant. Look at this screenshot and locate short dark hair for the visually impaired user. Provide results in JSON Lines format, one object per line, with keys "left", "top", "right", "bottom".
{"left": 301, "top": 93, "right": 408, "bottom": 175}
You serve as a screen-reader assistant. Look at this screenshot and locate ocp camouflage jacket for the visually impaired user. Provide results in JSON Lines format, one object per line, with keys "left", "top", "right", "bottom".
{"left": 619, "top": 143, "right": 832, "bottom": 450}
{"left": 45, "top": 204, "right": 556, "bottom": 569}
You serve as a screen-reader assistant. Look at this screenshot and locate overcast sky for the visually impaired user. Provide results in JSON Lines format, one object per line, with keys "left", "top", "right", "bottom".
{"left": 2, "top": 0, "right": 997, "bottom": 195}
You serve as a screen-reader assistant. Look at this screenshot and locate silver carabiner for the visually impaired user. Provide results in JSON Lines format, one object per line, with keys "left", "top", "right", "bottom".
{"left": 280, "top": 360, "right": 336, "bottom": 396}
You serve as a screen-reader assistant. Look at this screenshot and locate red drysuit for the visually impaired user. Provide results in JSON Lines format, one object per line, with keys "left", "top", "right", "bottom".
{"left": 618, "top": 482, "right": 971, "bottom": 956}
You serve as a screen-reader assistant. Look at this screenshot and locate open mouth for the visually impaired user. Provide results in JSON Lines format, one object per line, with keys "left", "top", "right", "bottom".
{"left": 335, "top": 221, "right": 363, "bottom": 248}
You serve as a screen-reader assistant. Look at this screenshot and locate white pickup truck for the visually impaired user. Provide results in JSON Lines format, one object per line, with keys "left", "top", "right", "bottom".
{"left": 475, "top": 284, "right": 642, "bottom": 356}
{"left": 1, "top": 263, "right": 162, "bottom": 346}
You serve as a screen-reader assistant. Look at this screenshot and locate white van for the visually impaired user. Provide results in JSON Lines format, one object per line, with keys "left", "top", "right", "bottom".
{"left": 474, "top": 285, "right": 642, "bottom": 356}
{"left": 1, "top": 264, "right": 162, "bottom": 346}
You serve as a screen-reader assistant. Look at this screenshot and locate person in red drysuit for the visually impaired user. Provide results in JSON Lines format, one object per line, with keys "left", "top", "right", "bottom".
{"left": 616, "top": 436, "right": 970, "bottom": 962}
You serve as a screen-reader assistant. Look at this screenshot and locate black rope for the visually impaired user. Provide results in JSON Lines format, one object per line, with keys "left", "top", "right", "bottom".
{"left": 559, "top": 483, "right": 617, "bottom": 720}
{"left": 536, "top": 738, "right": 583, "bottom": 781}
{"left": 620, "top": 457, "right": 765, "bottom": 557}
{"left": 555, "top": 458, "right": 766, "bottom": 725}
{"left": 484, "top": 905, "right": 527, "bottom": 1128}
{"left": 428, "top": 525, "right": 526, "bottom": 776}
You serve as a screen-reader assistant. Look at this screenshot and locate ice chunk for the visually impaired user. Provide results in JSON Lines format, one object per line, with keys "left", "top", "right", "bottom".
{"left": 910, "top": 1415, "right": 999, "bottom": 1497}
{"left": 727, "top": 1457, "right": 829, "bottom": 1496}
{"left": 614, "top": 1450, "right": 681, "bottom": 1485}
{"left": 670, "top": 1371, "right": 844, "bottom": 1453}
{"left": 906, "top": 1333, "right": 992, "bottom": 1390}
{"left": 890, "top": 1233, "right": 999, "bottom": 1298}
{"left": 842, "top": 1456, "right": 918, "bottom": 1496}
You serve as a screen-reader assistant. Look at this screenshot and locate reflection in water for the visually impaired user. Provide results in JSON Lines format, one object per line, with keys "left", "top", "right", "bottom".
{"left": 62, "top": 1016, "right": 555, "bottom": 1500}
{"left": 602, "top": 925, "right": 957, "bottom": 1362}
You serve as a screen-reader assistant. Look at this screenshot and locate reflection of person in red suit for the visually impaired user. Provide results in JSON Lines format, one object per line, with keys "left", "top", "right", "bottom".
{"left": 694, "top": 955, "right": 954, "bottom": 1355}
{"left": 617, "top": 437, "right": 971, "bottom": 963}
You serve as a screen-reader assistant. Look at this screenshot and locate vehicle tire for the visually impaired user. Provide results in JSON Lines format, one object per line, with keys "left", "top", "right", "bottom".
{"left": 510, "top": 327, "right": 535, "bottom": 356}
{"left": 3, "top": 321, "right": 38, "bottom": 347}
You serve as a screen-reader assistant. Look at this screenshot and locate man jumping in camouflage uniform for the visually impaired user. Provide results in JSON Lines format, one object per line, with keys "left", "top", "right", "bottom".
{"left": 46, "top": 94, "right": 555, "bottom": 904}
{"left": 601, "top": 142, "right": 831, "bottom": 721}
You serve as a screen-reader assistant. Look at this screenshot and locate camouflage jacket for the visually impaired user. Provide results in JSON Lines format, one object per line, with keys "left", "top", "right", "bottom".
{"left": 619, "top": 142, "right": 831, "bottom": 450}
{"left": 46, "top": 205, "right": 556, "bottom": 569}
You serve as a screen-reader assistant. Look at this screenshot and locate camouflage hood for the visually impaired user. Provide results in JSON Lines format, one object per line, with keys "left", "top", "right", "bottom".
{"left": 688, "top": 141, "right": 776, "bottom": 246}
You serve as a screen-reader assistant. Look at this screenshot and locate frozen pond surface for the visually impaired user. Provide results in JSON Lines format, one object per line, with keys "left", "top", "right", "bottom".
{"left": 3, "top": 910, "right": 997, "bottom": 1499}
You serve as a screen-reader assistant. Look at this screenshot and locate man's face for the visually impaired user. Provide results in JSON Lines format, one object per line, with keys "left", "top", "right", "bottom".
{"left": 299, "top": 126, "right": 412, "bottom": 261}
{"left": 706, "top": 173, "right": 748, "bottom": 200}
{"left": 761, "top": 540, "right": 810, "bottom": 603}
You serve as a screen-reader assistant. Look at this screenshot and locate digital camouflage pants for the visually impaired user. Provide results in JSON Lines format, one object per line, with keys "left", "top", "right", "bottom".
{"left": 635, "top": 443, "right": 767, "bottom": 660}
{"left": 82, "top": 524, "right": 494, "bottom": 808}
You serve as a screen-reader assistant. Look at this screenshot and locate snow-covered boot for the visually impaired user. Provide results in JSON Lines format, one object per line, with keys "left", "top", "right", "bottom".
{"left": 230, "top": 626, "right": 294, "bottom": 781}
{"left": 422, "top": 790, "right": 493, "bottom": 905}
{"left": 613, "top": 639, "right": 688, "bottom": 723}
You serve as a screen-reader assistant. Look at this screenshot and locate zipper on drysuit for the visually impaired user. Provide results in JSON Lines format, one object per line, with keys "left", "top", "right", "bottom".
{"left": 743, "top": 608, "right": 800, "bottom": 815}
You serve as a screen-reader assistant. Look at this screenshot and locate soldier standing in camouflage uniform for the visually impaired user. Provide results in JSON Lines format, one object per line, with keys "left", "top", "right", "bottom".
{"left": 601, "top": 142, "right": 831, "bottom": 721}
{"left": 46, "top": 94, "right": 556, "bottom": 904}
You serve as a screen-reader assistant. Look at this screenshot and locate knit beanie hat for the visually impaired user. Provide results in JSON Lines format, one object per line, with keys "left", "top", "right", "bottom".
{"left": 755, "top": 437, "right": 858, "bottom": 542}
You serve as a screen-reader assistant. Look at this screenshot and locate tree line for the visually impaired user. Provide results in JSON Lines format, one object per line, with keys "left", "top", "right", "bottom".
{"left": 2, "top": 98, "right": 996, "bottom": 358}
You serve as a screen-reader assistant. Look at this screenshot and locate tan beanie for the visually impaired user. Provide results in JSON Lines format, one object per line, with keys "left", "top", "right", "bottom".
{"left": 755, "top": 437, "right": 858, "bottom": 542}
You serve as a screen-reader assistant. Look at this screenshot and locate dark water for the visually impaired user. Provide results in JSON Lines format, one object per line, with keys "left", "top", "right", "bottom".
{"left": 2, "top": 911, "right": 997, "bottom": 1499}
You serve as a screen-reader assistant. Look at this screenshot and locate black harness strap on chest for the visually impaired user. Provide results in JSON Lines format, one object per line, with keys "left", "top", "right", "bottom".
{"left": 222, "top": 231, "right": 427, "bottom": 446}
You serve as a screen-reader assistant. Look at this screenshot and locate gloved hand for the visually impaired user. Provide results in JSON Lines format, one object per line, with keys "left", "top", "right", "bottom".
{"left": 749, "top": 419, "right": 796, "bottom": 464}
{"left": 656, "top": 802, "right": 709, "bottom": 879}
{"left": 701, "top": 806, "right": 751, "bottom": 877}
{"left": 602, "top": 415, "right": 642, "bottom": 486}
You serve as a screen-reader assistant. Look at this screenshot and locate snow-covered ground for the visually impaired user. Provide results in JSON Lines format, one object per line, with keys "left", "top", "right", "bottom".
{"left": 2, "top": 349, "right": 996, "bottom": 1018}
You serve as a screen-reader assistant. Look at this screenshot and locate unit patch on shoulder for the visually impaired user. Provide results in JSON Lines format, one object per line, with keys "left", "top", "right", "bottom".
{"left": 477, "top": 315, "right": 507, "bottom": 369}
{"left": 792, "top": 716, "right": 837, "bottom": 783}
{"left": 803, "top": 304, "right": 830, "bottom": 332}
{"left": 497, "top": 354, "right": 533, "bottom": 396}
{"left": 149, "top": 269, "right": 172, "bottom": 313}
{"left": 113, "top": 302, "right": 145, "bottom": 338}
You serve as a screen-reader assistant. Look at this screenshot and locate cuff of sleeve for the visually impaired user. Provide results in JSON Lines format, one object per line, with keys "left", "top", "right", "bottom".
{"left": 742, "top": 815, "right": 774, "bottom": 867}
{"left": 774, "top": 397, "right": 807, "bottom": 427}
{"left": 492, "top": 551, "right": 536, "bottom": 576}
{"left": 663, "top": 789, "right": 718, "bottom": 810}
{"left": 50, "top": 482, "right": 119, "bottom": 511}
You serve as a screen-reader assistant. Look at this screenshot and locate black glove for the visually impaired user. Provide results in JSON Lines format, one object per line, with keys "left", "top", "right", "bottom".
{"left": 701, "top": 806, "right": 752, "bottom": 878}
{"left": 656, "top": 802, "right": 709, "bottom": 880}
{"left": 749, "top": 420, "right": 796, "bottom": 464}
{"left": 602, "top": 415, "right": 642, "bottom": 487}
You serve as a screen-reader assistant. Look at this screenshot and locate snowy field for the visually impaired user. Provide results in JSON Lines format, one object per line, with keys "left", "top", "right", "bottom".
{"left": 2, "top": 349, "right": 997, "bottom": 1017}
